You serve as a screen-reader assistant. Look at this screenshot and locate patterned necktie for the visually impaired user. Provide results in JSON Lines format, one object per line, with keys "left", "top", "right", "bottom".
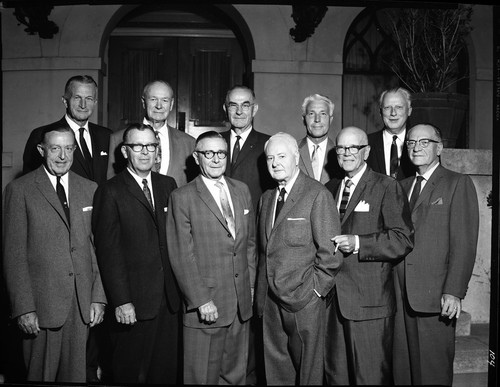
{"left": 79, "top": 127, "right": 92, "bottom": 162}
{"left": 215, "top": 181, "right": 235, "bottom": 238}
{"left": 311, "top": 144, "right": 320, "bottom": 181}
{"left": 154, "top": 130, "right": 162, "bottom": 173}
{"left": 274, "top": 187, "right": 286, "bottom": 222}
{"left": 339, "top": 179, "right": 353, "bottom": 220}
{"left": 56, "top": 176, "right": 70, "bottom": 225}
{"left": 142, "top": 178, "right": 154, "bottom": 210}
{"left": 390, "top": 135, "right": 398, "bottom": 178}
{"left": 232, "top": 135, "right": 241, "bottom": 167}
{"left": 409, "top": 175, "right": 424, "bottom": 211}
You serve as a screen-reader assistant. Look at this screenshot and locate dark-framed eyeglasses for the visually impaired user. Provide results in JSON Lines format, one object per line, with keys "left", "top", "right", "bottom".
{"left": 196, "top": 150, "right": 228, "bottom": 160}
{"left": 406, "top": 139, "right": 440, "bottom": 149}
{"left": 335, "top": 145, "right": 368, "bottom": 155}
{"left": 226, "top": 102, "right": 254, "bottom": 112}
{"left": 124, "top": 143, "right": 158, "bottom": 153}
{"left": 46, "top": 145, "right": 77, "bottom": 155}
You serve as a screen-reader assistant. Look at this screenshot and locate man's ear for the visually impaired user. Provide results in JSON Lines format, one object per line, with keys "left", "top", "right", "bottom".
{"left": 193, "top": 151, "right": 200, "bottom": 166}
{"left": 252, "top": 103, "right": 259, "bottom": 117}
{"left": 62, "top": 96, "right": 69, "bottom": 109}
{"left": 37, "top": 144, "right": 45, "bottom": 158}
{"left": 121, "top": 145, "right": 129, "bottom": 160}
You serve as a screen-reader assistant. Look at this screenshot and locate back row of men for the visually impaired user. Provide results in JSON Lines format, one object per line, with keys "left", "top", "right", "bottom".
{"left": 3, "top": 75, "right": 478, "bottom": 386}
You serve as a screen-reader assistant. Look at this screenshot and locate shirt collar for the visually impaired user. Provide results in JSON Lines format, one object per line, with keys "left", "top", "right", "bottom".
{"left": 383, "top": 128, "right": 406, "bottom": 143}
{"left": 127, "top": 167, "right": 152, "bottom": 186}
{"left": 65, "top": 114, "right": 88, "bottom": 132}
{"left": 417, "top": 161, "right": 440, "bottom": 181}
{"left": 345, "top": 163, "right": 367, "bottom": 186}
{"left": 143, "top": 117, "right": 168, "bottom": 133}
{"left": 231, "top": 127, "right": 253, "bottom": 143}
{"left": 277, "top": 168, "right": 300, "bottom": 195}
{"left": 306, "top": 136, "right": 328, "bottom": 153}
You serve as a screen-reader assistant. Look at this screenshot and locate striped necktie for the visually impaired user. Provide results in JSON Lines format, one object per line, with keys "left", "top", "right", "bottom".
{"left": 339, "top": 179, "right": 353, "bottom": 220}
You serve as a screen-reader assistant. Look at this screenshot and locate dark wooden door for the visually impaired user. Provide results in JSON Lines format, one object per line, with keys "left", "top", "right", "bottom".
{"left": 108, "top": 35, "right": 243, "bottom": 136}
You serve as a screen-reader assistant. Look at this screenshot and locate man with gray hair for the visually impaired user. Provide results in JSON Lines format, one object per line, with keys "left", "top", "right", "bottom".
{"left": 367, "top": 87, "right": 415, "bottom": 180}
{"left": 298, "top": 94, "right": 343, "bottom": 184}
{"left": 255, "top": 132, "right": 342, "bottom": 385}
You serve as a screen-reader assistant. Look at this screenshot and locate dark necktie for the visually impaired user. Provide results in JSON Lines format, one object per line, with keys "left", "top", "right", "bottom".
{"left": 142, "top": 178, "right": 154, "bottom": 210}
{"left": 154, "top": 130, "right": 162, "bottom": 173}
{"left": 339, "top": 179, "right": 353, "bottom": 220}
{"left": 232, "top": 135, "right": 241, "bottom": 167}
{"left": 215, "top": 181, "right": 236, "bottom": 238}
{"left": 56, "top": 176, "right": 70, "bottom": 225}
{"left": 274, "top": 187, "right": 286, "bottom": 222}
{"left": 409, "top": 176, "right": 424, "bottom": 211}
{"left": 390, "top": 135, "right": 398, "bottom": 178}
{"left": 79, "top": 127, "right": 92, "bottom": 162}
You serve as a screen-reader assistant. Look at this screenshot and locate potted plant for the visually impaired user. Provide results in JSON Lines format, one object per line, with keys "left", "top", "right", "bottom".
{"left": 384, "top": 5, "right": 474, "bottom": 147}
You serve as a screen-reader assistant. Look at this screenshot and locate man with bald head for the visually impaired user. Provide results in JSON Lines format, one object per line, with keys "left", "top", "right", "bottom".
{"left": 255, "top": 132, "right": 342, "bottom": 385}
{"left": 107, "top": 80, "right": 196, "bottom": 186}
{"left": 324, "top": 127, "right": 413, "bottom": 385}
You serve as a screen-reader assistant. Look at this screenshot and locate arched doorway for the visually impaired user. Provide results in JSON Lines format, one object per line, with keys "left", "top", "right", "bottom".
{"left": 106, "top": 4, "right": 253, "bottom": 138}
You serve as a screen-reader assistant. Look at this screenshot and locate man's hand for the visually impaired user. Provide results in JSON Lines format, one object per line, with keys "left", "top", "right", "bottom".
{"left": 441, "top": 294, "right": 461, "bottom": 319}
{"left": 331, "top": 235, "right": 357, "bottom": 254}
{"left": 115, "top": 303, "right": 136, "bottom": 325}
{"left": 17, "top": 312, "right": 40, "bottom": 336}
{"left": 89, "top": 303, "right": 105, "bottom": 327}
{"left": 198, "top": 300, "right": 218, "bottom": 324}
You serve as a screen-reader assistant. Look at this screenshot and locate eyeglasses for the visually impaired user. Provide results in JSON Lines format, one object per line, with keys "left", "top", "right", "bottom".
{"left": 406, "top": 139, "right": 440, "bottom": 149}
{"left": 335, "top": 145, "right": 368, "bottom": 155}
{"left": 46, "top": 145, "right": 77, "bottom": 155}
{"left": 382, "top": 105, "right": 406, "bottom": 114}
{"left": 226, "top": 102, "right": 254, "bottom": 112}
{"left": 196, "top": 150, "right": 228, "bottom": 160}
{"left": 124, "top": 143, "right": 158, "bottom": 153}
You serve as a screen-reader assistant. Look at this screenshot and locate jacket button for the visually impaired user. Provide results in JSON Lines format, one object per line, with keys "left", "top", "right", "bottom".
{"left": 235, "top": 273, "right": 239, "bottom": 278}
{"left": 71, "top": 247, "right": 76, "bottom": 252}
{"left": 69, "top": 273, "right": 74, "bottom": 276}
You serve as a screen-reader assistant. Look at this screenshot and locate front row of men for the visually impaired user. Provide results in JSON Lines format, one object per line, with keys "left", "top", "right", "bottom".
{"left": 3, "top": 118, "right": 478, "bottom": 385}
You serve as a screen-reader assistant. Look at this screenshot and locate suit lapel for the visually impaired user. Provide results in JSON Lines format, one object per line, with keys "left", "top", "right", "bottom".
{"left": 373, "top": 132, "right": 386, "bottom": 174}
{"left": 412, "top": 165, "right": 443, "bottom": 212}
{"left": 123, "top": 171, "right": 157, "bottom": 221}
{"left": 341, "top": 168, "right": 370, "bottom": 224}
{"left": 271, "top": 172, "right": 304, "bottom": 231}
{"left": 226, "top": 178, "right": 243, "bottom": 238}
{"left": 264, "top": 190, "right": 276, "bottom": 240}
{"left": 232, "top": 129, "right": 257, "bottom": 170}
{"left": 298, "top": 138, "right": 315, "bottom": 178}
{"left": 165, "top": 126, "right": 177, "bottom": 178}
{"left": 320, "top": 138, "right": 335, "bottom": 183}
{"left": 195, "top": 176, "right": 231, "bottom": 234}
{"left": 34, "top": 167, "right": 70, "bottom": 230}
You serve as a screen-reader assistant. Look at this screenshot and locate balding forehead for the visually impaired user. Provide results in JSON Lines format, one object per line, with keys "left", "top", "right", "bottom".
{"left": 338, "top": 127, "right": 367, "bottom": 143}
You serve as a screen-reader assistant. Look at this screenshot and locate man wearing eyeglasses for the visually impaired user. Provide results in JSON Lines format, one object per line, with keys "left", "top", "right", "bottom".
{"left": 324, "top": 126, "right": 414, "bottom": 385}
{"left": 3, "top": 126, "right": 106, "bottom": 383}
{"left": 298, "top": 93, "right": 343, "bottom": 184}
{"left": 107, "top": 80, "right": 196, "bottom": 186}
{"left": 393, "top": 124, "right": 479, "bottom": 385}
{"left": 92, "top": 123, "right": 181, "bottom": 384}
{"left": 366, "top": 87, "right": 416, "bottom": 180}
{"left": 166, "top": 131, "right": 256, "bottom": 385}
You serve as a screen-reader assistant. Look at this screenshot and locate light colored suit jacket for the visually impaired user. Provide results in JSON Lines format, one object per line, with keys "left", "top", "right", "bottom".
{"left": 2, "top": 167, "right": 106, "bottom": 328}
{"left": 166, "top": 175, "right": 256, "bottom": 328}
{"left": 325, "top": 167, "right": 414, "bottom": 321}
{"left": 255, "top": 171, "right": 342, "bottom": 315}
{"left": 398, "top": 165, "right": 479, "bottom": 313}
{"left": 298, "top": 136, "right": 343, "bottom": 184}
{"left": 107, "top": 125, "right": 196, "bottom": 186}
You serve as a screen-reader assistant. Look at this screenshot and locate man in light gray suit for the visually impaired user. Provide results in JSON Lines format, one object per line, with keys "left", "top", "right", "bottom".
{"left": 3, "top": 126, "right": 106, "bottom": 383}
{"left": 107, "top": 80, "right": 196, "bottom": 186}
{"left": 298, "top": 94, "right": 343, "bottom": 184}
{"left": 255, "top": 132, "right": 342, "bottom": 385}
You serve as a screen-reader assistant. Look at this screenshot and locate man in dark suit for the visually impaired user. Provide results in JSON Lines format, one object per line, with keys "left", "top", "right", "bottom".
{"left": 3, "top": 126, "right": 106, "bottom": 383}
{"left": 366, "top": 87, "right": 415, "bottom": 180}
{"left": 324, "top": 126, "right": 414, "bottom": 385}
{"left": 393, "top": 124, "right": 479, "bottom": 386}
{"left": 167, "top": 131, "right": 256, "bottom": 385}
{"left": 255, "top": 132, "right": 342, "bottom": 385}
{"left": 22, "top": 75, "right": 112, "bottom": 186}
{"left": 92, "top": 123, "right": 181, "bottom": 384}
{"left": 107, "top": 80, "right": 196, "bottom": 186}
{"left": 298, "top": 93, "right": 343, "bottom": 183}
{"left": 220, "top": 85, "right": 273, "bottom": 384}
{"left": 221, "top": 85, "right": 274, "bottom": 210}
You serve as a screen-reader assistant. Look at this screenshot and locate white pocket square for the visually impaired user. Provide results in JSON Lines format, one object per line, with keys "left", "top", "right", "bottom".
{"left": 82, "top": 206, "right": 93, "bottom": 212}
{"left": 100, "top": 151, "right": 108, "bottom": 156}
{"left": 287, "top": 217, "right": 306, "bottom": 221}
{"left": 431, "top": 198, "right": 443, "bottom": 205}
{"left": 354, "top": 200, "right": 370, "bottom": 212}
{"left": 244, "top": 209, "right": 250, "bottom": 215}
{"left": 164, "top": 207, "right": 168, "bottom": 212}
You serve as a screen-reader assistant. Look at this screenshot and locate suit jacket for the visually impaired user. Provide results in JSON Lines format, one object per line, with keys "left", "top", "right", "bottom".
{"left": 221, "top": 128, "right": 275, "bottom": 210}
{"left": 367, "top": 129, "right": 415, "bottom": 180}
{"left": 398, "top": 165, "right": 479, "bottom": 313}
{"left": 255, "top": 171, "right": 342, "bottom": 315}
{"left": 2, "top": 167, "right": 106, "bottom": 328}
{"left": 107, "top": 125, "right": 197, "bottom": 186}
{"left": 298, "top": 136, "right": 344, "bottom": 184}
{"left": 166, "top": 175, "right": 256, "bottom": 328}
{"left": 325, "top": 167, "right": 414, "bottom": 321}
{"left": 22, "top": 117, "right": 112, "bottom": 185}
{"left": 92, "top": 170, "right": 181, "bottom": 319}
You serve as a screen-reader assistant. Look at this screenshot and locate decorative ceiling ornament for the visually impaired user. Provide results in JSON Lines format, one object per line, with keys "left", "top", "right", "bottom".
{"left": 289, "top": 4, "right": 328, "bottom": 43}
{"left": 14, "top": 5, "right": 59, "bottom": 39}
